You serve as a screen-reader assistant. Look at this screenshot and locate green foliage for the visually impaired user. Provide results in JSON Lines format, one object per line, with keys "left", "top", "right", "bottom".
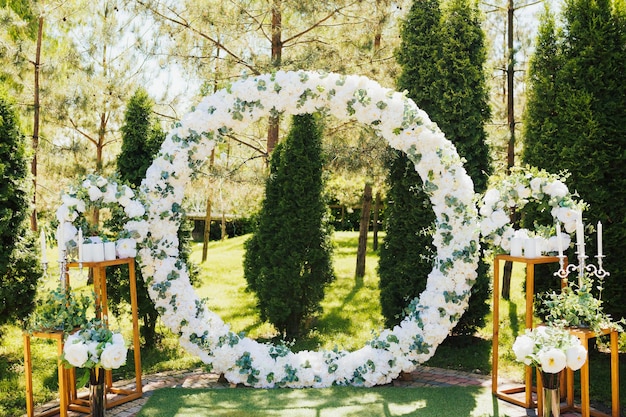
{"left": 539, "top": 274, "right": 624, "bottom": 334}
{"left": 0, "top": 89, "right": 41, "bottom": 327}
{"left": 25, "top": 284, "right": 93, "bottom": 334}
{"left": 117, "top": 88, "right": 165, "bottom": 186}
{"left": 522, "top": 0, "right": 626, "bottom": 321}
{"left": 244, "top": 114, "right": 335, "bottom": 340}
{"left": 381, "top": 0, "right": 491, "bottom": 333}
{"left": 378, "top": 151, "right": 435, "bottom": 328}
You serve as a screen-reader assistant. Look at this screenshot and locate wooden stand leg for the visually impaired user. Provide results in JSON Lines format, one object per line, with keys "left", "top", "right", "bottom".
{"left": 24, "top": 334, "right": 34, "bottom": 417}
{"left": 492, "top": 257, "right": 500, "bottom": 395}
{"left": 611, "top": 330, "right": 619, "bottom": 417}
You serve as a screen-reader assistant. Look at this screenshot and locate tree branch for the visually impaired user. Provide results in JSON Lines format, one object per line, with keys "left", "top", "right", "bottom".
{"left": 135, "top": 0, "right": 260, "bottom": 75}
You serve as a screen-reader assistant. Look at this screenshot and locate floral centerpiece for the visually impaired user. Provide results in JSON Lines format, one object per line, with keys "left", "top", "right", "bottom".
{"left": 62, "top": 320, "right": 128, "bottom": 417}
{"left": 63, "top": 321, "right": 128, "bottom": 370}
{"left": 512, "top": 326, "right": 587, "bottom": 374}
{"left": 56, "top": 174, "right": 145, "bottom": 262}
{"left": 513, "top": 326, "right": 586, "bottom": 417}
{"left": 479, "top": 166, "right": 583, "bottom": 255}
{"left": 513, "top": 326, "right": 587, "bottom": 417}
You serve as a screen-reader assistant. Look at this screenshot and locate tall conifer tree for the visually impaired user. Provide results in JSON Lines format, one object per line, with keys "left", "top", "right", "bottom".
{"left": 379, "top": 0, "right": 442, "bottom": 330}
{"left": 0, "top": 90, "right": 41, "bottom": 327}
{"left": 244, "top": 114, "right": 334, "bottom": 339}
{"left": 380, "top": 0, "right": 492, "bottom": 333}
{"left": 109, "top": 88, "right": 166, "bottom": 346}
{"left": 523, "top": 0, "right": 626, "bottom": 320}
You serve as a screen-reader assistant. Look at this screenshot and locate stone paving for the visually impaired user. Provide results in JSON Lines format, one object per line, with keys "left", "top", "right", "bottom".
{"left": 29, "top": 367, "right": 590, "bottom": 417}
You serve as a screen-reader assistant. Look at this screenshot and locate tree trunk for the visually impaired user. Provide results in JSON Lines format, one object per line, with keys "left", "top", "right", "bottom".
{"left": 372, "top": 191, "right": 381, "bottom": 251}
{"left": 31, "top": 16, "right": 44, "bottom": 232}
{"left": 202, "top": 194, "right": 212, "bottom": 263}
{"left": 202, "top": 149, "right": 216, "bottom": 262}
{"left": 266, "top": 0, "right": 282, "bottom": 155}
{"left": 502, "top": 0, "right": 517, "bottom": 300}
{"left": 356, "top": 183, "right": 372, "bottom": 279}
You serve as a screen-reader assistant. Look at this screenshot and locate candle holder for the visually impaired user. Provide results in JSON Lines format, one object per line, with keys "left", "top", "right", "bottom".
{"left": 58, "top": 248, "right": 69, "bottom": 290}
{"left": 554, "top": 245, "right": 610, "bottom": 288}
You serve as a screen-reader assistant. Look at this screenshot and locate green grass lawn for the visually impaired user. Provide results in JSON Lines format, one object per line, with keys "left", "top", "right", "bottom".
{"left": 1, "top": 230, "right": 625, "bottom": 416}
{"left": 137, "top": 385, "right": 508, "bottom": 417}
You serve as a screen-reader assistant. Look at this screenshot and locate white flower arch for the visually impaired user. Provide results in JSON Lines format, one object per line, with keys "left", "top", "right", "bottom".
{"left": 59, "top": 71, "right": 480, "bottom": 388}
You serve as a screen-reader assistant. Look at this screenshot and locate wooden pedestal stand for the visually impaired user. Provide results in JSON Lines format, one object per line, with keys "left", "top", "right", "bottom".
{"left": 24, "top": 258, "right": 142, "bottom": 417}
{"left": 491, "top": 254, "right": 563, "bottom": 408}
{"left": 536, "top": 327, "right": 620, "bottom": 417}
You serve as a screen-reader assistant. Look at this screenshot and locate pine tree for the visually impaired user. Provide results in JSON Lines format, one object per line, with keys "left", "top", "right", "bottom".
{"left": 110, "top": 88, "right": 198, "bottom": 346}
{"left": 0, "top": 89, "right": 42, "bottom": 327}
{"left": 379, "top": 0, "right": 442, "bottom": 330}
{"left": 436, "top": 0, "right": 492, "bottom": 335}
{"left": 522, "top": 0, "right": 626, "bottom": 320}
{"left": 380, "top": 0, "right": 492, "bottom": 333}
{"left": 244, "top": 113, "right": 334, "bottom": 339}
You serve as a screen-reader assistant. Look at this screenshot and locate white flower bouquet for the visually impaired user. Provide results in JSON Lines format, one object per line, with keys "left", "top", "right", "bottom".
{"left": 512, "top": 325, "right": 587, "bottom": 373}
{"left": 62, "top": 321, "right": 128, "bottom": 371}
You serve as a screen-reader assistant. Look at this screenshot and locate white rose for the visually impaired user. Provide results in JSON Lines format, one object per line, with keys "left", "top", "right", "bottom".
{"left": 87, "top": 185, "right": 103, "bottom": 201}
{"left": 100, "top": 342, "right": 128, "bottom": 370}
{"left": 116, "top": 238, "right": 137, "bottom": 259}
{"left": 124, "top": 201, "right": 146, "bottom": 219}
{"left": 490, "top": 209, "right": 510, "bottom": 229}
{"left": 512, "top": 335, "right": 534, "bottom": 365}
{"left": 565, "top": 344, "right": 587, "bottom": 371}
{"left": 538, "top": 348, "right": 567, "bottom": 374}
{"left": 543, "top": 180, "right": 568, "bottom": 198}
{"left": 63, "top": 339, "right": 89, "bottom": 368}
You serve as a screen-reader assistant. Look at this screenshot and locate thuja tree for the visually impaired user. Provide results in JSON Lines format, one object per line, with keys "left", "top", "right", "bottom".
{"left": 380, "top": 0, "right": 492, "bottom": 334}
{"left": 109, "top": 88, "right": 198, "bottom": 345}
{"left": 244, "top": 113, "right": 334, "bottom": 340}
{"left": 0, "top": 90, "right": 42, "bottom": 327}
{"left": 522, "top": 0, "right": 626, "bottom": 320}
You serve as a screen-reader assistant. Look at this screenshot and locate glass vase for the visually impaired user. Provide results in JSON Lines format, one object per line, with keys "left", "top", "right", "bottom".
{"left": 89, "top": 367, "right": 106, "bottom": 417}
{"left": 540, "top": 371, "right": 560, "bottom": 417}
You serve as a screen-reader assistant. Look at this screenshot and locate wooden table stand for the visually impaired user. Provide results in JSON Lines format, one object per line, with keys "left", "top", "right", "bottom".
{"left": 492, "top": 254, "right": 564, "bottom": 408}
{"left": 536, "top": 328, "right": 620, "bottom": 417}
{"left": 24, "top": 258, "right": 142, "bottom": 416}
{"left": 23, "top": 331, "right": 72, "bottom": 417}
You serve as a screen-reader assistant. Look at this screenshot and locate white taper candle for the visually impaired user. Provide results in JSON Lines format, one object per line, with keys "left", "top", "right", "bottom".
{"left": 40, "top": 229, "right": 47, "bottom": 263}
{"left": 597, "top": 221, "right": 603, "bottom": 257}
{"left": 78, "top": 229, "right": 83, "bottom": 262}
{"left": 556, "top": 222, "right": 563, "bottom": 257}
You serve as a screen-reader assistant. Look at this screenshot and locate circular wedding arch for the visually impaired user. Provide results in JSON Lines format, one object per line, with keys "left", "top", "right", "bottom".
{"left": 132, "top": 71, "right": 480, "bottom": 387}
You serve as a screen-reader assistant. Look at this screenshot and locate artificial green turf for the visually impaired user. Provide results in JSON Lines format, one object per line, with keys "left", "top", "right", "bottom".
{"left": 136, "top": 386, "right": 514, "bottom": 417}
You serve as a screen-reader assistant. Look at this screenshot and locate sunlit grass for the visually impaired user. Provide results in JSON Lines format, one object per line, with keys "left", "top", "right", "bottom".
{"left": 189, "top": 231, "right": 385, "bottom": 351}
{"left": 137, "top": 385, "right": 499, "bottom": 417}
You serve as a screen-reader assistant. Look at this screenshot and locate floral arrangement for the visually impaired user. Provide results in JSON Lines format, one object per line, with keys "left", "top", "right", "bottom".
{"left": 62, "top": 320, "right": 128, "bottom": 371}
{"left": 479, "top": 166, "right": 583, "bottom": 255}
{"left": 540, "top": 274, "right": 624, "bottom": 334}
{"left": 512, "top": 326, "right": 587, "bottom": 373}
{"left": 57, "top": 70, "right": 480, "bottom": 388}
{"left": 55, "top": 174, "right": 146, "bottom": 259}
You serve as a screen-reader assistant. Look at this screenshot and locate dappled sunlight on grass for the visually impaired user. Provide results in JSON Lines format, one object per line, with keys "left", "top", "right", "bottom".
{"left": 137, "top": 385, "right": 503, "bottom": 417}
